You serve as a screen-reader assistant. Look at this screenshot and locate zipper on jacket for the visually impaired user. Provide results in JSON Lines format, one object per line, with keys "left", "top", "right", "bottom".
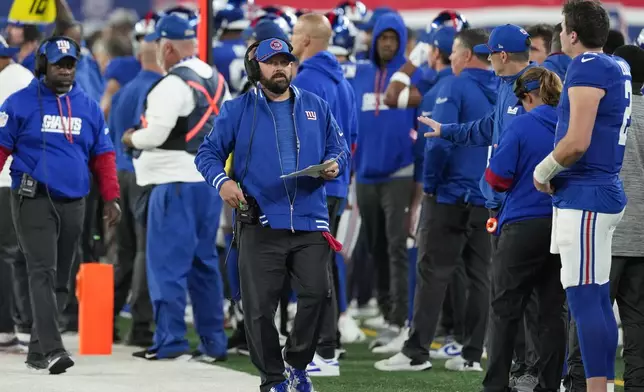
{"left": 291, "top": 106, "right": 301, "bottom": 233}
{"left": 266, "top": 98, "right": 297, "bottom": 232}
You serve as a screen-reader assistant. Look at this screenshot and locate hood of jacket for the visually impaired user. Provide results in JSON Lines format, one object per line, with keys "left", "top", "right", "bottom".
{"left": 542, "top": 52, "right": 572, "bottom": 80}
{"left": 298, "top": 50, "right": 344, "bottom": 83}
{"left": 369, "top": 12, "right": 408, "bottom": 71}
{"left": 460, "top": 68, "right": 499, "bottom": 106}
{"left": 528, "top": 104, "right": 558, "bottom": 134}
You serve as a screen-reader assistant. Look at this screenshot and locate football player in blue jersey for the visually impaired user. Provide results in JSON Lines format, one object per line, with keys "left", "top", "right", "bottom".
{"left": 532, "top": 2, "right": 632, "bottom": 391}
{"left": 213, "top": 1, "right": 251, "bottom": 96}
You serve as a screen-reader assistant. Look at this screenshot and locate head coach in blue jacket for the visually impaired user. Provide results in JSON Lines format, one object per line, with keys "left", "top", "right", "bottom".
{"left": 290, "top": 12, "right": 358, "bottom": 371}
{"left": 0, "top": 36, "right": 121, "bottom": 373}
{"left": 195, "top": 37, "right": 349, "bottom": 392}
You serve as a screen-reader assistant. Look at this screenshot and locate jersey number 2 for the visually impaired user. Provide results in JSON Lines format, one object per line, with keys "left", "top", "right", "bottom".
{"left": 619, "top": 80, "right": 632, "bottom": 146}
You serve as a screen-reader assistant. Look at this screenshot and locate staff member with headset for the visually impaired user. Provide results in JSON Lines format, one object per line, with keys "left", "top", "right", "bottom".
{"left": 195, "top": 37, "right": 350, "bottom": 392}
{"left": 0, "top": 35, "right": 121, "bottom": 373}
{"left": 122, "top": 14, "right": 230, "bottom": 362}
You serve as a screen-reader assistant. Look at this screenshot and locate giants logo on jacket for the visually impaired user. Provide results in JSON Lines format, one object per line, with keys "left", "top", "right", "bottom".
{"left": 41, "top": 115, "right": 83, "bottom": 135}
{"left": 361, "top": 93, "right": 389, "bottom": 112}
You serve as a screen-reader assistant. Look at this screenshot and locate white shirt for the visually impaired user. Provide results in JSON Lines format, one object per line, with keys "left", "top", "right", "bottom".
{"left": 132, "top": 57, "right": 231, "bottom": 186}
{"left": 0, "top": 63, "right": 34, "bottom": 188}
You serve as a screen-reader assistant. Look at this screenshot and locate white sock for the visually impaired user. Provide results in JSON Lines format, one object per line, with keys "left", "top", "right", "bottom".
{"left": 607, "top": 382, "right": 615, "bottom": 392}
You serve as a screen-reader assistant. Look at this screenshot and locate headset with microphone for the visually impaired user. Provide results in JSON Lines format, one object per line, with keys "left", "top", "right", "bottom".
{"left": 243, "top": 38, "right": 294, "bottom": 85}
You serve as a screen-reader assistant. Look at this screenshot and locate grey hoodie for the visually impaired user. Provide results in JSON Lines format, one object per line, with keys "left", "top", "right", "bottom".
{"left": 613, "top": 92, "right": 644, "bottom": 258}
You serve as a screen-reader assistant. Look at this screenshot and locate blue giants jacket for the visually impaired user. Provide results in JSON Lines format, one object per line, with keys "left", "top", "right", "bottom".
{"left": 484, "top": 104, "right": 557, "bottom": 233}
{"left": 542, "top": 52, "right": 571, "bottom": 82}
{"left": 351, "top": 13, "right": 424, "bottom": 184}
{"left": 293, "top": 50, "right": 358, "bottom": 200}
{"left": 424, "top": 68, "right": 498, "bottom": 206}
{"left": 440, "top": 63, "right": 535, "bottom": 209}
{"left": 108, "top": 70, "right": 163, "bottom": 172}
{"left": 0, "top": 79, "right": 116, "bottom": 199}
{"left": 195, "top": 86, "right": 350, "bottom": 232}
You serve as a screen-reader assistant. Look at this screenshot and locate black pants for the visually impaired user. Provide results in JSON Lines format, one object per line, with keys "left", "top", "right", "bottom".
{"left": 10, "top": 191, "right": 85, "bottom": 355}
{"left": 238, "top": 225, "right": 332, "bottom": 392}
{"left": 0, "top": 187, "right": 32, "bottom": 334}
{"left": 511, "top": 293, "right": 540, "bottom": 378}
{"left": 113, "top": 171, "right": 152, "bottom": 333}
{"left": 441, "top": 261, "right": 467, "bottom": 341}
{"left": 565, "top": 256, "right": 644, "bottom": 391}
{"left": 347, "top": 224, "right": 374, "bottom": 307}
{"left": 483, "top": 218, "right": 566, "bottom": 392}
{"left": 403, "top": 196, "right": 490, "bottom": 362}
{"left": 487, "top": 210, "right": 540, "bottom": 378}
{"left": 318, "top": 196, "right": 343, "bottom": 359}
{"left": 356, "top": 179, "right": 412, "bottom": 327}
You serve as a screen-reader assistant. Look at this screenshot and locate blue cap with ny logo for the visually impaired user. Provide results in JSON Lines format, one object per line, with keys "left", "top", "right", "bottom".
{"left": 43, "top": 37, "right": 80, "bottom": 63}
{"left": 144, "top": 14, "right": 197, "bottom": 42}
{"left": 255, "top": 38, "right": 297, "bottom": 63}
{"left": 474, "top": 24, "right": 531, "bottom": 54}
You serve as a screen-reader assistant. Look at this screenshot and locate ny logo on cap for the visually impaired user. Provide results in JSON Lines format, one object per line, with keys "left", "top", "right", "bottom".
{"left": 270, "top": 39, "right": 283, "bottom": 51}
{"left": 56, "top": 40, "right": 71, "bottom": 53}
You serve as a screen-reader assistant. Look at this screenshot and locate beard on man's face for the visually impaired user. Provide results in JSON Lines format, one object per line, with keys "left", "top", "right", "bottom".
{"left": 260, "top": 71, "right": 291, "bottom": 95}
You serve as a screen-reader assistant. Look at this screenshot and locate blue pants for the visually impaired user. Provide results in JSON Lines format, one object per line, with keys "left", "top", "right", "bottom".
{"left": 146, "top": 182, "right": 227, "bottom": 358}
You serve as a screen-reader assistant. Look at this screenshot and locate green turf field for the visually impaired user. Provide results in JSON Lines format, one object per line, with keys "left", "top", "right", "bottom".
{"left": 118, "top": 317, "right": 625, "bottom": 391}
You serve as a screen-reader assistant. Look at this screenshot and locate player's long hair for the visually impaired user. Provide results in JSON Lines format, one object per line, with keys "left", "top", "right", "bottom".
{"left": 519, "top": 67, "right": 563, "bottom": 106}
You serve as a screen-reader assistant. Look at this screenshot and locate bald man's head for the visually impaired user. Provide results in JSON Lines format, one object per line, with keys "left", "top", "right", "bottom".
{"left": 291, "top": 13, "right": 333, "bottom": 60}
{"left": 139, "top": 40, "right": 160, "bottom": 69}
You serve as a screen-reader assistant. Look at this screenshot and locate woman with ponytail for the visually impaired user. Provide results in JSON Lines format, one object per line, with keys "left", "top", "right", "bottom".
{"left": 481, "top": 67, "right": 568, "bottom": 392}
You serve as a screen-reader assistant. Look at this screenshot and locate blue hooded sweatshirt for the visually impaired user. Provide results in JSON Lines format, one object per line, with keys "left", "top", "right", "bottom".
{"left": 293, "top": 50, "right": 358, "bottom": 200}
{"left": 439, "top": 63, "right": 535, "bottom": 209}
{"left": 351, "top": 13, "right": 424, "bottom": 184}
{"left": 485, "top": 104, "right": 557, "bottom": 233}
{"left": 542, "top": 52, "right": 571, "bottom": 82}
{"left": 0, "top": 79, "right": 114, "bottom": 199}
{"left": 195, "top": 86, "right": 350, "bottom": 232}
{"left": 75, "top": 50, "right": 105, "bottom": 103}
{"left": 108, "top": 70, "right": 163, "bottom": 172}
{"left": 424, "top": 68, "right": 499, "bottom": 206}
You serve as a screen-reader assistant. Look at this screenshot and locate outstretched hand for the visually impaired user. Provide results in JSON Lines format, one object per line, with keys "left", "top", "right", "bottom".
{"left": 418, "top": 116, "right": 442, "bottom": 138}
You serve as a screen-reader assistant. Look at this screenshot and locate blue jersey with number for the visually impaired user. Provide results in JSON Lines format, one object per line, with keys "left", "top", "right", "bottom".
{"left": 213, "top": 38, "right": 247, "bottom": 96}
{"left": 552, "top": 52, "right": 631, "bottom": 214}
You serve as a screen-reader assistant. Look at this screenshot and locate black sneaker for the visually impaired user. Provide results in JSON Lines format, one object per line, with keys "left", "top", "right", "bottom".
{"left": 226, "top": 327, "right": 248, "bottom": 356}
{"left": 46, "top": 349, "right": 74, "bottom": 374}
{"left": 25, "top": 352, "right": 48, "bottom": 370}
{"left": 189, "top": 350, "right": 227, "bottom": 364}
{"left": 132, "top": 349, "right": 159, "bottom": 360}
{"left": 133, "top": 349, "right": 188, "bottom": 361}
